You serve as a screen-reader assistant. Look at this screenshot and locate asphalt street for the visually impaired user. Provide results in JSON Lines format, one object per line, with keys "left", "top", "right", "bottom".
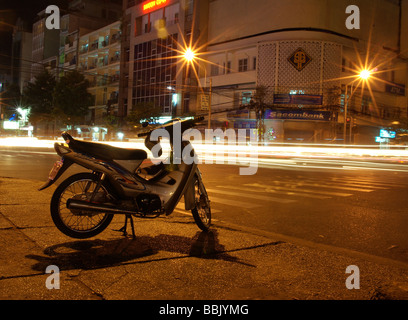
{"left": 0, "top": 146, "right": 408, "bottom": 303}
{"left": 1, "top": 146, "right": 408, "bottom": 263}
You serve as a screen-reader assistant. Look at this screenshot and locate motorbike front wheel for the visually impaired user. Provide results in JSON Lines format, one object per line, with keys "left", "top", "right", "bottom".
{"left": 191, "top": 176, "right": 211, "bottom": 231}
{"left": 50, "top": 173, "right": 114, "bottom": 239}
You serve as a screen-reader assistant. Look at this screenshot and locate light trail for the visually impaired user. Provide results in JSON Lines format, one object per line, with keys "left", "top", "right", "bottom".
{"left": 1, "top": 137, "right": 408, "bottom": 172}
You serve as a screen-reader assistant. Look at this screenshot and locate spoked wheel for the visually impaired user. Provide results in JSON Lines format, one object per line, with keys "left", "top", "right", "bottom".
{"left": 191, "top": 176, "right": 211, "bottom": 231}
{"left": 50, "top": 173, "right": 114, "bottom": 239}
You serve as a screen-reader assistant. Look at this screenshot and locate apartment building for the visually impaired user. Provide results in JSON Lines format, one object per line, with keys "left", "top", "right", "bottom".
{"left": 59, "top": 0, "right": 122, "bottom": 75}
{"left": 78, "top": 20, "right": 122, "bottom": 129}
{"left": 11, "top": 18, "right": 33, "bottom": 92}
{"left": 119, "top": 0, "right": 209, "bottom": 123}
{"left": 31, "top": 10, "right": 60, "bottom": 80}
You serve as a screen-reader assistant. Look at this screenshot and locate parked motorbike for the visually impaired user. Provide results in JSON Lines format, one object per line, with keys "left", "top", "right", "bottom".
{"left": 39, "top": 117, "right": 211, "bottom": 239}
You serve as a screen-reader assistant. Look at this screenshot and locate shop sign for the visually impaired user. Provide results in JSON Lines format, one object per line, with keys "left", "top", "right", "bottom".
{"left": 273, "top": 94, "right": 292, "bottom": 104}
{"left": 385, "top": 83, "right": 405, "bottom": 96}
{"left": 200, "top": 94, "right": 210, "bottom": 110}
{"left": 233, "top": 121, "right": 256, "bottom": 129}
{"left": 273, "top": 94, "right": 323, "bottom": 105}
{"left": 379, "top": 129, "right": 396, "bottom": 138}
{"left": 227, "top": 109, "right": 249, "bottom": 119}
{"left": 265, "top": 109, "right": 332, "bottom": 121}
{"left": 288, "top": 48, "right": 312, "bottom": 71}
{"left": 375, "top": 136, "right": 388, "bottom": 143}
{"left": 142, "top": 0, "right": 168, "bottom": 13}
{"left": 3, "top": 121, "right": 20, "bottom": 129}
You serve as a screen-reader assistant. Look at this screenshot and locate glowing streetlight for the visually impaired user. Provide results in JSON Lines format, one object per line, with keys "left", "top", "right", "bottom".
{"left": 181, "top": 46, "right": 212, "bottom": 128}
{"left": 183, "top": 47, "right": 196, "bottom": 63}
{"left": 359, "top": 69, "right": 372, "bottom": 80}
{"left": 16, "top": 107, "right": 29, "bottom": 123}
{"left": 343, "top": 68, "right": 375, "bottom": 144}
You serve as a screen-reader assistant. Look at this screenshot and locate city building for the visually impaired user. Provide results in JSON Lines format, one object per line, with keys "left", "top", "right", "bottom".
{"left": 198, "top": 0, "right": 408, "bottom": 144}
{"left": 27, "top": 0, "right": 122, "bottom": 139}
{"left": 119, "top": 0, "right": 210, "bottom": 125}
{"left": 119, "top": 0, "right": 408, "bottom": 144}
{"left": 31, "top": 9, "right": 60, "bottom": 80}
{"left": 58, "top": 0, "right": 123, "bottom": 76}
{"left": 11, "top": 18, "right": 33, "bottom": 92}
{"left": 30, "top": 0, "right": 122, "bottom": 80}
{"left": 78, "top": 20, "right": 122, "bottom": 137}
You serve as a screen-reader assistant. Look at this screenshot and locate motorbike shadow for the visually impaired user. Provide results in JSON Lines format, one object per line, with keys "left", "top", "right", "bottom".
{"left": 26, "top": 230, "right": 254, "bottom": 272}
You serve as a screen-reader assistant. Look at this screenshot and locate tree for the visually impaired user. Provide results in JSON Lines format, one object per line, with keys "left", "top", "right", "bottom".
{"left": 23, "top": 70, "right": 56, "bottom": 122}
{"left": 103, "top": 114, "right": 120, "bottom": 140}
{"left": 126, "top": 102, "right": 163, "bottom": 128}
{"left": 53, "top": 70, "right": 93, "bottom": 125}
{"left": 250, "top": 85, "right": 268, "bottom": 142}
{"left": 1, "top": 83, "right": 24, "bottom": 120}
{"left": 22, "top": 70, "right": 57, "bottom": 136}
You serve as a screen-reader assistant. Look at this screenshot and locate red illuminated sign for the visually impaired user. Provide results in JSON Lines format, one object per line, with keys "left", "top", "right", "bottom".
{"left": 142, "top": 0, "right": 168, "bottom": 13}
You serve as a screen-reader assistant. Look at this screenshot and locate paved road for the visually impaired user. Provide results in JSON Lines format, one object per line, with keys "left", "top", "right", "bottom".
{"left": 1, "top": 147, "right": 408, "bottom": 265}
{"left": 198, "top": 164, "right": 408, "bottom": 264}
{"left": 1, "top": 146, "right": 408, "bottom": 303}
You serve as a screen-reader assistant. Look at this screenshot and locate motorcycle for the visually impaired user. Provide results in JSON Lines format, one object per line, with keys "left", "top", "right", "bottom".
{"left": 38, "top": 117, "right": 211, "bottom": 239}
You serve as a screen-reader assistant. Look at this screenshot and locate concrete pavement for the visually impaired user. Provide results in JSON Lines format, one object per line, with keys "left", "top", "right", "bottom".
{"left": 0, "top": 177, "right": 408, "bottom": 302}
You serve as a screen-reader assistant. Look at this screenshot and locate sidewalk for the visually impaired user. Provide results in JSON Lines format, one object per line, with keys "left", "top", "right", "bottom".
{"left": 0, "top": 177, "right": 408, "bottom": 300}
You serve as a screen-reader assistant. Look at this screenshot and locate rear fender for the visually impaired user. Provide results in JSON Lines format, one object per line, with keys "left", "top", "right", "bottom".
{"left": 38, "top": 158, "right": 73, "bottom": 191}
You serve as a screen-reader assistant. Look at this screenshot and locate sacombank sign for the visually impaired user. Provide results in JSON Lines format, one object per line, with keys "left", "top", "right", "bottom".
{"left": 143, "top": 0, "right": 168, "bottom": 13}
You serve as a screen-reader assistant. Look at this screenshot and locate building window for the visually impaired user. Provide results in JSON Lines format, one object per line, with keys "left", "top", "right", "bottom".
{"left": 241, "top": 91, "right": 252, "bottom": 105}
{"left": 132, "top": 34, "right": 178, "bottom": 113}
{"left": 144, "top": 22, "right": 151, "bottom": 33}
{"left": 226, "top": 61, "right": 231, "bottom": 74}
{"left": 361, "top": 95, "right": 371, "bottom": 115}
{"left": 238, "top": 59, "right": 248, "bottom": 72}
{"left": 253, "top": 57, "right": 257, "bottom": 70}
{"left": 210, "top": 64, "right": 219, "bottom": 76}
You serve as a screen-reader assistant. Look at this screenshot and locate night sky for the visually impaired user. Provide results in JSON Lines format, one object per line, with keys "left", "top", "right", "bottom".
{"left": 0, "top": 0, "right": 68, "bottom": 74}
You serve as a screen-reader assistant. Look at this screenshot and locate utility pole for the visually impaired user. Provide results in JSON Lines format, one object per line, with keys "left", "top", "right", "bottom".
{"left": 208, "top": 78, "right": 212, "bottom": 129}
{"left": 343, "top": 85, "right": 348, "bottom": 144}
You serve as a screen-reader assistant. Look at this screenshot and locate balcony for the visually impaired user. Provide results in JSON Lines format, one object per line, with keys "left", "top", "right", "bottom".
{"left": 79, "top": 44, "right": 89, "bottom": 54}
{"left": 110, "top": 54, "right": 120, "bottom": 64}
{"left": 78, "top": 63, "right": 88, "bottom": 71}
{"left": 69, "top": 56, "right": 77, "bottom": 66}
{"left": 90, "top": 41, "right": 99, "bottom": 52}
{"left": 110, "top": 33, "right": 121, "bottom": 44}
{"left": 101, "top": 40, "right": 109, "bottom": 48}
{"left": 110, "top": 74, "right": 120, "bottom": 83}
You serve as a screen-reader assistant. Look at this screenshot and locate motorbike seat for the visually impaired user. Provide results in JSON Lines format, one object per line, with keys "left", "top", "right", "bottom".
{"left": 62, "top": 132, "right": 147, "bottom": 161}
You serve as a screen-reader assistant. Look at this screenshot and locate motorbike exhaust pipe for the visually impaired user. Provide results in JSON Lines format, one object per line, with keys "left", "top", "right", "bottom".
{"left": 66, "top": 199, "right": 136, "bottom": 215}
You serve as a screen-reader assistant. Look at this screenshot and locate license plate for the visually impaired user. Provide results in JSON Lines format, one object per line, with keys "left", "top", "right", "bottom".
{"left": 48, "top": 160, "right": 64, "bottom": 180}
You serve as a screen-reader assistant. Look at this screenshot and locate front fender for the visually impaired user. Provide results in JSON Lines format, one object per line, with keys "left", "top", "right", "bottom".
{"left": 183, "top": 175, "right": 196, "bottom": 210}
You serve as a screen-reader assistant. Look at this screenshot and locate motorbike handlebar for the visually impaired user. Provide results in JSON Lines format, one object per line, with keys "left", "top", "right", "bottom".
{"left": 137, "top": 116, "right": 204, "bottom": 138}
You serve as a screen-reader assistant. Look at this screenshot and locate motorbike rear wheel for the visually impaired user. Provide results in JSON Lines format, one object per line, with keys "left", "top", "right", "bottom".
{"left": 191, "top": 176, "right": 211, "bottom": 231}
{"left": 50, "top": 173, "right": 114, "bottom": 239}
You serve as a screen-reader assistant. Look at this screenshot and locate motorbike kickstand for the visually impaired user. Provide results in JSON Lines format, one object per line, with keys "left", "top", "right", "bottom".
{"left": 117, "top": 214, "right": 136, "bottom": 239}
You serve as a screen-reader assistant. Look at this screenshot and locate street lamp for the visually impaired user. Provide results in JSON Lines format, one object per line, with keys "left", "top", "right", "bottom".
{"left": 182, "top": 46, "right": 212, "bottom": 129}
{"left": 343, "top": 69, "right": 372, "bottom": 144}
{"left": 359, "top": 69, "right": 372, "bottom": 80}
{"left": 184, "top": 48, "right": 196, "bottom": 62}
